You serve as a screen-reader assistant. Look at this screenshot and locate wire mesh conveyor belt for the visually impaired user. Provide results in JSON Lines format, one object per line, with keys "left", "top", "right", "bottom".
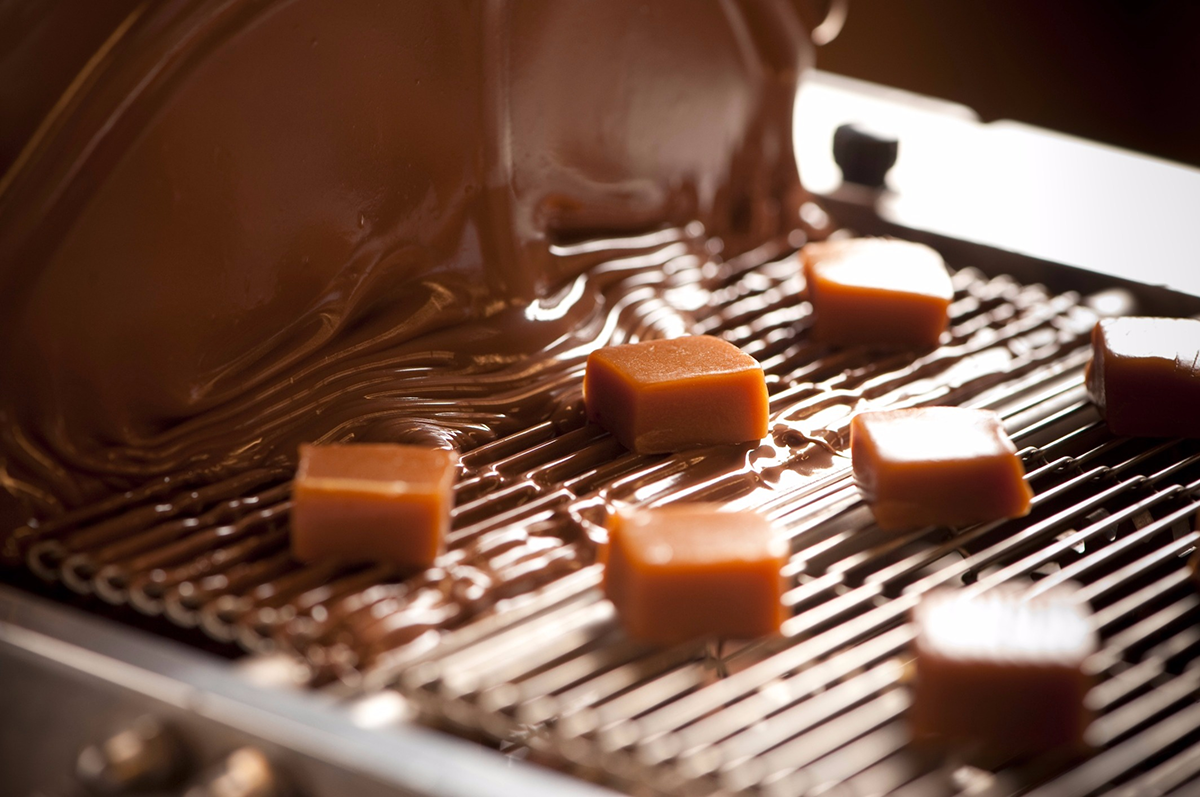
{"left": 399, "top": 397, "right": 1200, "bottom": 796}
{"left": 11, "top": 242, "right": 1200, "bottom": 795}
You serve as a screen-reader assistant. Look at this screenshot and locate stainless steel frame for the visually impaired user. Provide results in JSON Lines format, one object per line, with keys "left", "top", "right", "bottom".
{"left": 0, "top": 583, "right": 617, "bottom": 797}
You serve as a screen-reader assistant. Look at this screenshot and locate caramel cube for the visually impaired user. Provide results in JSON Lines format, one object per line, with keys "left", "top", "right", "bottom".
{"left": 291, "top": 444, "right": 457, "bottom": 567}
{"left": 911, "top": 588, "right": 1096, "bottom": 758}
{"left": 850, "top": 407, "right": 1032, "bottom": 531}
{"left": 583, "top": 336, "right": 769, "bottom": 454}
{"left": 602, "top": 505, "right": 787, "bottom": 644}
{"left": 1086, "top": 316, "right": 1200, "bottom": 438}
{"left": 802, "top": 238, "right": 953, "bottom": 348}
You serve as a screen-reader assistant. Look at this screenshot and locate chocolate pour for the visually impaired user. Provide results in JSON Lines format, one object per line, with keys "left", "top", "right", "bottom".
{"left": 0, "top": 0, "right": 810, "bottom": 515}
{"left": 5, "top": 240, "right": 1100, "bottom": 686}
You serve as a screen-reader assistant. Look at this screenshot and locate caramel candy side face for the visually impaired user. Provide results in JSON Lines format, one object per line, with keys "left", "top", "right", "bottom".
{"left": 911, "top": 588, "right": 1096, "bottom": 759}
{"left": 802, "top": 238, "right": 953, "bottom": 349}
{"left": 602, "top": 505, "right": 788, "bottom": 645}
{"left": 1086, "top": 317, "right": 1200, "bottom": 438}
{"left": 583, "top": 336, "right": 769, "bottom": 454}
{"left": 291, "top": 444, "right": 458, "bottom": 568}
{"left": 851, "top": 407, "right": 1033, "bottom": 531}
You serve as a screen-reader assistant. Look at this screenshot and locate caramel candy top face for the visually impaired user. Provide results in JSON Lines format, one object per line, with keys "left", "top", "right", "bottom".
{"left": 1086, "top": 317, "right": 1200, "bottom": 438}
{"left": 851, "top": 407, "right": 1033, "bottom": 531}
{"left": 916, "top": 588, "right": 1096, "bottom": 665}
{"left": 297, "top": 444, "right": 456, "bottom": 491}
{"left": 583, "top": 336, "right": 769, "bottom": 454}
{"left": 593, "top": 335, "right": 763, "bottom": 387}
{"left": 806, "top": 239, "right": 951, "bottom": 296}
{"left": 860, "top": 407, "right": 1017, "bottom": 465}
{"left": 613, "top": 505, "right": 789, "bottom": 570}
{"left": 1092, "top": 316, "right": 1200, "bottom": 362}
{"left": 802, "top": 238, "right": 953, "bottom": 349}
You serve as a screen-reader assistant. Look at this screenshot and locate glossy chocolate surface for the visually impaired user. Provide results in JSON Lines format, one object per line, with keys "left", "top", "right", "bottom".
{"left": 0, "top": 0, "right": 809, "bottom": 517}
{"left": 0, "top": 0, "right": 143, "bottom": 176}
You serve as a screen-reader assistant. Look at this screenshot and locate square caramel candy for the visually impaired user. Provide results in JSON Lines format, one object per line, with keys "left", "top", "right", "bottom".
{"left": 850, "top": 407, "right": 1032, "bottom": 531}
{"left": 1086, "top": 316, "right": 1200, "bottom": 438}
{"left": 802, "top": 237, "right": 953, "bottom": 349}
{"left": 911, "top": 588, "right": 1096, "bottom": 758}
{"left": 583, "top": 336, "right": 769, "bottom": 454}
{"left": 602, "top": 505, "right": 787, "bottom": 645}
{"left": 291, "top": 443, "right": 457, "bottom": 568}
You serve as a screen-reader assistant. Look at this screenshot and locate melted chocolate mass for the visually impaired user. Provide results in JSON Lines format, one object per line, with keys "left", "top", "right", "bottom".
{"left": 0, "top": 0, "right": 811, "bottom": 519}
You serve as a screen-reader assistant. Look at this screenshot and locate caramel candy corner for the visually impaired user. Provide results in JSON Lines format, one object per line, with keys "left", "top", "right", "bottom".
{"left": 1086, "top": 316, "right": 1200, "bottom": 438}
{"left": 583, "top": 336, "right": 769, "bottom": 454}
{"left": 802, "top": 237, "right": 953, "bottom": 349}
{"left": 602, "top": 505, "right": 788, "bottom": 645}
{"left": 910, "top": 587, "right": 1096, "bottom": 759}
{"left": 851, "top": 406, "right": 1033, "bottom": 531}
{"left": 291, "top": 443, "right": 458, "bottom": 568}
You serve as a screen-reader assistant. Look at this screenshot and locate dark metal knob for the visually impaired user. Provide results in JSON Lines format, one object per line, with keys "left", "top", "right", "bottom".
{"left": 833, "top": 123, "right": 899, "bottom": 188}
